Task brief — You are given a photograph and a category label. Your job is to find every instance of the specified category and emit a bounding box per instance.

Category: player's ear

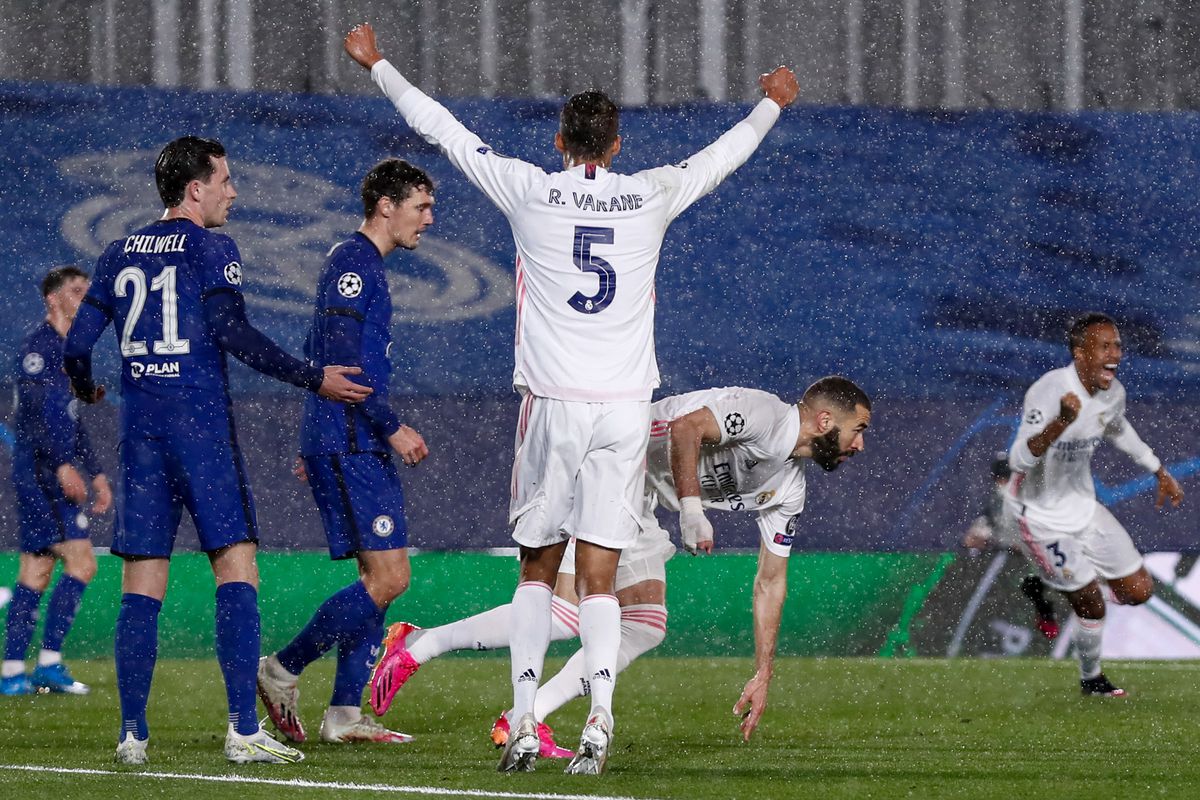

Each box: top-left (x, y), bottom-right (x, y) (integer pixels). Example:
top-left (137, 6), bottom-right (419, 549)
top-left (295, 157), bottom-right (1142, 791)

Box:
top-left (817, 410), bottom-right (833, 434)
top-left (610, 135), bottom-right (622, 159)
top-left (554, 131), bottom-right (566, 154)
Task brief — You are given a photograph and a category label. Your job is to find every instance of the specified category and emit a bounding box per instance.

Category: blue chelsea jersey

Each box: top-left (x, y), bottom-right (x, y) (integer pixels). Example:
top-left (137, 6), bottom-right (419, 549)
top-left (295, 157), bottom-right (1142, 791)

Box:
top-left (300, 233), bottom-right (397, 455)
top-left (85, 218), bottom-right (245, 438)
top-left (13, 322), bottom-right (101, 473)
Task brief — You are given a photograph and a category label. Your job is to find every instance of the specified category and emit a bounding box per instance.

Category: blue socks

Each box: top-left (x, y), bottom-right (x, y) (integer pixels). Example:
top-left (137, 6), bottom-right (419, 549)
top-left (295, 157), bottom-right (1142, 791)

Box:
top-left (215, 582), bottom-right (261, 736)
top-left (331, 603), bottom-right (385, 707)
top-left (115, 593), bottom-right (162, 741)
top-left (276, 581), bottom-right (381, 676)
top-left (3, 584), bottom-right (42, 663)
top-left (41, 575), bottom-right (87, 654)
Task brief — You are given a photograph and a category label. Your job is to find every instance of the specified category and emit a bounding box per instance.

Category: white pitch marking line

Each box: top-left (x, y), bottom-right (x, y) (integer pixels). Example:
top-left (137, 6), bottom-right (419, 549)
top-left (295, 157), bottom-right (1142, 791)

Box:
top-left (0, 765), bottom-right (660, 800)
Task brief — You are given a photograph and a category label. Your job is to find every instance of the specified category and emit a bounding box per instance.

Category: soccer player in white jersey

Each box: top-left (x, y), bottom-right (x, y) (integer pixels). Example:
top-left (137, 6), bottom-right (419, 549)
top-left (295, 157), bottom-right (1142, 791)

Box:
top-left (1007, 313), bottom-right (1184, 696)
top-left (344, 23), bottom-right (798, 774)
top-left (367, 378), bottom-right (870, 747)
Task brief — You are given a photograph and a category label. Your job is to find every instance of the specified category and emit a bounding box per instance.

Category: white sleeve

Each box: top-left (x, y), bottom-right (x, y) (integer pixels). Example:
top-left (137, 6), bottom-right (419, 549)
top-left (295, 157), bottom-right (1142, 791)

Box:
top-left (1009, 380), bottom-right (1060, 473)
top-left (703, 388), bottom-right (782, 447)
top-left (370, 60), bottom-right (543, 217)
top-left (637, 99), bottom-right (781, 222)
top-left (1104, 397), bottom-right (1161, 473)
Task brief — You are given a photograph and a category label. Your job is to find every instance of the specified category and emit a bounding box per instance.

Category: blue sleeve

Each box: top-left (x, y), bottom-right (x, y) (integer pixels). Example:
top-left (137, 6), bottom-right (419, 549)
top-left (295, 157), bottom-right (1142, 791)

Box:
top-left (63, 299), bottom-right (111, 403)
top-left (76, 420), bottom-right (104, 477)
top-left (16, 368), bottom-right (75, 467)
top-left (326, 311), bottom-right (400, 437)
top-left (204, 291), bottom-right (323, 392)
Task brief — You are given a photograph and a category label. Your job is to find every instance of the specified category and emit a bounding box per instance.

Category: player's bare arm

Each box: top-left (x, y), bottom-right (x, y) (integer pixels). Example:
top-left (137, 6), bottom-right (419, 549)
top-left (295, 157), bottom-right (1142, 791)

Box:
top-left (758, 66), bottom-right (799, 108)
top-left (388, 425), bottom-right (429, 467)
top-left (1026, 392), bottom-right (1080, 458)
top-left (733, 541), bottom-right (789, 742)
top-left (1155, 467), bottom-right (1184, 509)
top-left (318, 365), bottom-right (373, 403)
top-left (345, 23), bottom-right (383, 70)
top-left (670, 408), bottom-right (723, 554)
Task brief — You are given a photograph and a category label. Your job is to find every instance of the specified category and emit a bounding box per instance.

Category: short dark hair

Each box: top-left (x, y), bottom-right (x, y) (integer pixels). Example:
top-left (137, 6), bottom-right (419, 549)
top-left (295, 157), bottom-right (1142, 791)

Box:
top-left (801, 375), bottom-right (872, 413)
top-left (1067, 312), bottom-right (1117, 353)
top-left (41, 265), bottom-right (89, 298)
top-left (361, 159), bottom-right (435, 218)
top-left (155, 136), bottom-right (227, 207)
top-left (559, 90), bottom-right (619, 162)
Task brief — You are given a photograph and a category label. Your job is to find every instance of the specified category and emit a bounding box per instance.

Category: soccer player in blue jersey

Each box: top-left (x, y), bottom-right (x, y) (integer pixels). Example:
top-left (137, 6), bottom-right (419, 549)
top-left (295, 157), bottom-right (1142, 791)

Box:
top-left (63, 136), bottom-right (373, 766)
top-left (2, 266), bottom-right (112, 697)
top-left (256, 159), bottom-right (432, 745)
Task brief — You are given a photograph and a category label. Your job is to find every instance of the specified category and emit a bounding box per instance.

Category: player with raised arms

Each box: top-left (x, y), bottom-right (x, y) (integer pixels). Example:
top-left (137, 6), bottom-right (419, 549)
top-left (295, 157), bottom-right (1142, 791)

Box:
top-left (344, 21), bottom-right (798, 774)
top-left (63, 136), bottom-right (371, 765)
top-left (1007, 312), bottom-right (1184, 696)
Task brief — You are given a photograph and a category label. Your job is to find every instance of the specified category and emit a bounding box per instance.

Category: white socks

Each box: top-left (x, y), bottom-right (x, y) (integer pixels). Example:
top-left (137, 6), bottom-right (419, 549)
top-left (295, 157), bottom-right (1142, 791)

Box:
top-left (578, 594), bottom-right (621, 718)
top-left (509, 581), bottom-right (553, 721)
top-left (37, 649), bottom-right (62, 668)
top-left (535, 603), bottom-right (667, 721)
top-left (408, 596), bottom-right (579, 664)
top-left (1, 660), bottom-right (23, 679)
top-left (1075, 616), bottom-right (1105, 679)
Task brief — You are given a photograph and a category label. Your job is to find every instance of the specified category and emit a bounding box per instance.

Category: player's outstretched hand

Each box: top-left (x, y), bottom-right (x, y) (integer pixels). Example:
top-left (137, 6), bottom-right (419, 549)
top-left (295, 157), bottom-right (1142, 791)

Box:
top-left (319, 365), bottom-right (373, 403)
top-left (1155, 467), bottom-right (1184, 509)
top-left (759, 66), bottom-right (799, 108)
top-left (56, 464), bottom-right (87, 505)
top-left (72, 383), bottom-right (106, 404)
top-left (679, 496), bottom-right (715, 555)
top-left (1057, 392), bottom-right (1081, 424)
top-left (293, 456), bottom-right (308, 483)
top-left (733, 670), bottom-right (770, 742)
top-left (345, 23), bottom-right (383, 70)
top-left (90, 474), bottom-right (113, 515)
top-left (389, 425), bottom-right (429, 467)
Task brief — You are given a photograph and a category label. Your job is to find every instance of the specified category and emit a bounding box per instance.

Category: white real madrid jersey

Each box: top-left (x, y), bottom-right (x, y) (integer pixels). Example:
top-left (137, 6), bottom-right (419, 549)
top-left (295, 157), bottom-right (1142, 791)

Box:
top-left (1008, 365), bottom-right (1159, 531)
top-left (647, 387), bottom-right (807, 556)
top-left (372, 61), bottom-right (781, 401)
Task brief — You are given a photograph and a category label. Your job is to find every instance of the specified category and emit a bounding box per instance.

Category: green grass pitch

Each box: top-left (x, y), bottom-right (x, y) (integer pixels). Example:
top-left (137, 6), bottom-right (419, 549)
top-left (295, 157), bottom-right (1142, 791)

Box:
top-left (1, 657), bottom-right (1198, 799)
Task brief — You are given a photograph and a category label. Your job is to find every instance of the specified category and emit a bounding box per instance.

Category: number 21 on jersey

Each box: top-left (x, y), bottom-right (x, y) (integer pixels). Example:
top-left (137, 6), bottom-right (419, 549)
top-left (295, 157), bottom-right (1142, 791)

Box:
top-left (114, 265), bottom-right (191, 357)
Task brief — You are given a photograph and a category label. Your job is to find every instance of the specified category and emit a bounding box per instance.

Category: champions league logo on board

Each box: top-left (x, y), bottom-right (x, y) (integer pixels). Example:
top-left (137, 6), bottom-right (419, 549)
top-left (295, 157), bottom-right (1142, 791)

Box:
top-left (57, 150), bottom-right (512, 324)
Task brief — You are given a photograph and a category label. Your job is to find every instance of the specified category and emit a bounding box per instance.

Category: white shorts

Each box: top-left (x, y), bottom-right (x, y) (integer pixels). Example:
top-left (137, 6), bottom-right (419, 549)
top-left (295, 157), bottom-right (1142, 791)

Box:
top-left (1014, 503), bottom-right (1143, 592)
top-left (509, 393), bottom-right (650, 550)
top-left (559, 506), bottom-right (676, 591)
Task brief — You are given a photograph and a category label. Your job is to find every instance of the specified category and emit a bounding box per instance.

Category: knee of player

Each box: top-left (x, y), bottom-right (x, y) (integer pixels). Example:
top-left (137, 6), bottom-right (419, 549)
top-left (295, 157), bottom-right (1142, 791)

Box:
top-left (374, 571), bottom-right (411, 604)
top-left (619, 604), bottom-right (668, 652)
top-left (64, 552), bottom-right (99, 583)
top-left (17, 561), bottom-right (54, 592)
top-left (1117, 584), bottom-right (1153, 606)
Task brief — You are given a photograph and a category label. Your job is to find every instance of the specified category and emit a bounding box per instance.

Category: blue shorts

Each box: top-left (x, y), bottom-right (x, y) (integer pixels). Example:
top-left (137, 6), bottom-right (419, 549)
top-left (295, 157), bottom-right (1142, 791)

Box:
top-left (12, 453), bottom-right (90, 555)
top-left (113, 435), bottom-right (258, 558)
top-left (304, 452), bottom-right (409, 560)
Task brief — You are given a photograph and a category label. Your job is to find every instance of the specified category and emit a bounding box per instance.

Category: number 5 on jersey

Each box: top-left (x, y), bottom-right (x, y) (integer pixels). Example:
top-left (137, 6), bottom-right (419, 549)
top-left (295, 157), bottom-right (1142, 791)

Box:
top-left (568, 226), bottom-right (615, 314)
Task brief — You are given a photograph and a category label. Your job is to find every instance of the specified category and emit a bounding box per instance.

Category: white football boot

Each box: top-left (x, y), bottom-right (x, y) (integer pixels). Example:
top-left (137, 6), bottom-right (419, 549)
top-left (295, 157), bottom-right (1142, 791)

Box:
top-left (497, 712), bottom-right (540, 773)
top-left (224, 724), bottom-right (305, 764)
top-left (319, 708), bottom-right (414, 743)
top-left (565, 708), bottom-right (612, 775)
top-left (114, 732), bottom-right (148, 765)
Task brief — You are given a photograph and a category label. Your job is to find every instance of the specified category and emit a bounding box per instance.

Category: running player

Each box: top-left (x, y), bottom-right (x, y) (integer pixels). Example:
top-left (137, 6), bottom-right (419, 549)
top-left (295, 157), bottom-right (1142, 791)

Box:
top-left (370, 377), bottom-right (870, 747)
top-left (63, 136), bottom-right (371, 765)
top-left (256, 159), bottom-right (432, 746)
top-left (2, 266), bottom-right (112, 697)
top-left (1007, 312), bottom-right (1184, 696)
top-left (344, 22), bottom-right (798, 774)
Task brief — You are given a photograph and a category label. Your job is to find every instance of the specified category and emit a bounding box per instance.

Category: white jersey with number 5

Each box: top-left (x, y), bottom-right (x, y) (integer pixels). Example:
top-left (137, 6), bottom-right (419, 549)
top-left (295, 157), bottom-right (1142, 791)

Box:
top-left (371, 60), bottom-right (781, 401)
